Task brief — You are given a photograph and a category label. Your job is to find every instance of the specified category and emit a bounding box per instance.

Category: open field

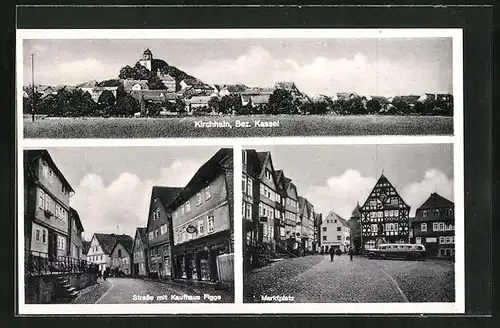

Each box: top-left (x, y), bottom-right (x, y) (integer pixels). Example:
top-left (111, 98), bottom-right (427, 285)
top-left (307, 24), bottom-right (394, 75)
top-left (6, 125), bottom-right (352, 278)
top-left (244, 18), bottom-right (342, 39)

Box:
top-left (23, 115), bottom-right (453, 138)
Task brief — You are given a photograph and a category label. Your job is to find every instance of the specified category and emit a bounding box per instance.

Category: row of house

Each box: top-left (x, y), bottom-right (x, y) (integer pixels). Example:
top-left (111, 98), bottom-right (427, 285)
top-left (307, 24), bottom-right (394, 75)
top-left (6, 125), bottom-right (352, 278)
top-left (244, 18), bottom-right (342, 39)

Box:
top-left (348, 174), bottom-right (455, 258)
top-left (242, 149), bottom-right (322, 269)
top-left (85, 148), bottom-right (234, 284)
top-left (24, 150), bottom-right (85, 263)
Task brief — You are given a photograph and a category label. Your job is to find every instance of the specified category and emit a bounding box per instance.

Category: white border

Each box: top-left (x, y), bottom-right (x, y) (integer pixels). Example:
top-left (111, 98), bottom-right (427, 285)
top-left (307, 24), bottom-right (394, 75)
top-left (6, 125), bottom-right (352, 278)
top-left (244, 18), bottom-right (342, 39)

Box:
top-left (17, 28), bottom-right (464, 315)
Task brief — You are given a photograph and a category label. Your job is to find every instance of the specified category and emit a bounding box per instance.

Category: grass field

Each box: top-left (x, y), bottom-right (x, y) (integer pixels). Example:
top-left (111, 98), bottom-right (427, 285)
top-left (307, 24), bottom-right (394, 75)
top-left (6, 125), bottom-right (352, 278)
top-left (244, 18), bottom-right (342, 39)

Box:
top-left (23, 115), bottom-right (453, 139)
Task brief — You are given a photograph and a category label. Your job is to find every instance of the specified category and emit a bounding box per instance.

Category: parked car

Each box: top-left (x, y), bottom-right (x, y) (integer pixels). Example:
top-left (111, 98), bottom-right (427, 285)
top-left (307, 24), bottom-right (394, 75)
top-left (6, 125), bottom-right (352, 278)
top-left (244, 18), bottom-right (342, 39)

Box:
top-left (365, 243), bottom-right (426, 261)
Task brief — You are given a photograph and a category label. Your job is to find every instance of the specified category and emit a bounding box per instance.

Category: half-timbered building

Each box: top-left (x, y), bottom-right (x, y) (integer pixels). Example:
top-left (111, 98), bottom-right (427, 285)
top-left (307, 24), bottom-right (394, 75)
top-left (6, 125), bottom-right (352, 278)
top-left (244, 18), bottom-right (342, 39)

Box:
top-left (359, 174), bottom-right (411, 250)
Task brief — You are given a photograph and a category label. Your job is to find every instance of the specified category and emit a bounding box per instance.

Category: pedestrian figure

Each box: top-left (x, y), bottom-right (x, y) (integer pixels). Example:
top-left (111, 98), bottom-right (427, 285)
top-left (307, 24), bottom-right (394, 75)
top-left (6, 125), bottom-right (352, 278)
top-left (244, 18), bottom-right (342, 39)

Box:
top-left (328, 247), bottom-right (335, 262)
top-left (336, 248), bottom-right (341, 257)
top-left (348, 247), bottom-right (353, 261)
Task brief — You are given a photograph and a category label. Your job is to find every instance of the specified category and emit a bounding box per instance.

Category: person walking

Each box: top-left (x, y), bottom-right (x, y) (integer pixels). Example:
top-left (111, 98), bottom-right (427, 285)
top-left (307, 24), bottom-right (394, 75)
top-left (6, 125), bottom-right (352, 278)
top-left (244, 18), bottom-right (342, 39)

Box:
top-left (329, 247), bottom-right (335, 262)
top-left (348, 247), bottom-right (353, 261)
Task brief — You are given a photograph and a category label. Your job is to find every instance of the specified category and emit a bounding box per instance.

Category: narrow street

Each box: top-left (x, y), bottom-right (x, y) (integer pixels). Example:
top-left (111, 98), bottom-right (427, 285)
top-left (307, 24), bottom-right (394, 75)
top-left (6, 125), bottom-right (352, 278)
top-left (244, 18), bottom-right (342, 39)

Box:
top-left (72, 277), bottom-right (233, 304)
top-left (244, 254), bottom-right (454, 303)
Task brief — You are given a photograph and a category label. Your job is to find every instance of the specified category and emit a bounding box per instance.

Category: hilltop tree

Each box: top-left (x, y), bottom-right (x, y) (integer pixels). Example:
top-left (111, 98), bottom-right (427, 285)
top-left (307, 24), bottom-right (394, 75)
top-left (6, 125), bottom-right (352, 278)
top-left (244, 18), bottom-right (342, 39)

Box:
top-left (118, 65), bottom-right (137, 80)
top-left (115, 93), bottom-right (139, 116)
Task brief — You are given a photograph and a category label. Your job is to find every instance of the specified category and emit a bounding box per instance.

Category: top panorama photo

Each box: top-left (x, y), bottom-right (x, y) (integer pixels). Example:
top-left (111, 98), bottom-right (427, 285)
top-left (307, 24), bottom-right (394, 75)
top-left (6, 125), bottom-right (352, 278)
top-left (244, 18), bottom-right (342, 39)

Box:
top-left (20, 32), bottom-right (457, 139)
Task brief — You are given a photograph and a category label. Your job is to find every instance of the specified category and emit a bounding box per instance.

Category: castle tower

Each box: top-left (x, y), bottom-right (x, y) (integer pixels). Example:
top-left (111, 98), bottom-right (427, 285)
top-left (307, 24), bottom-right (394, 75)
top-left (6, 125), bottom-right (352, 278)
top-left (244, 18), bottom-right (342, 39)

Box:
top-left (139, 48), bottom-right (153, 71)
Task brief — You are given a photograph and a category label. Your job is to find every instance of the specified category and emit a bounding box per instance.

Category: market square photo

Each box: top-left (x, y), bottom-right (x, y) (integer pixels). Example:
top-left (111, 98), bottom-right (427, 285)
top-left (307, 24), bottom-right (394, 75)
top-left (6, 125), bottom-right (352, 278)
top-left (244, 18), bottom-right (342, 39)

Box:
top-left (19, 29), bottom-right (459, 139)
top-left (21, 146), bottom-right (234, 305)
top-left (242, 144), bottom-right (458, 304)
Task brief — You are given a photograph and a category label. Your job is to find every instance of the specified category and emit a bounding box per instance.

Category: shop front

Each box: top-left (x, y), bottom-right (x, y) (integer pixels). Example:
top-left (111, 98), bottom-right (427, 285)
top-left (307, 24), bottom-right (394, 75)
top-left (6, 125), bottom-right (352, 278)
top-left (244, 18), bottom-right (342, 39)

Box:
top-left (173, 230), bottom-right (232, 282)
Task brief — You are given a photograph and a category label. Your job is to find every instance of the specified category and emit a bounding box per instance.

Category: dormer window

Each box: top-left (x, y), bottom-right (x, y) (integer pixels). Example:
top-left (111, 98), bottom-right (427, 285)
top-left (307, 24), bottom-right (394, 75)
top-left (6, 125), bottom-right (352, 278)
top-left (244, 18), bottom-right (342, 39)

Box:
top-left (448, 208), bottom-right (454, 216)
top-left (153, 207), bottom-right (160, 220)
top-left (434, 209), bottom-right (440, 216)
top-left (422, 210), bottom-right (428, 218)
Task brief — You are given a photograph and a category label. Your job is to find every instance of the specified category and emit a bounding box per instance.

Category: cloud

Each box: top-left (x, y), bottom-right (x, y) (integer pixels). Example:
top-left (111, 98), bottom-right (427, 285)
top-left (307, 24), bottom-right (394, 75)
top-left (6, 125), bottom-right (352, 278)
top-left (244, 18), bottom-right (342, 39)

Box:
top-left (184, 46), bottom-right (446, 96)
top-left (71, 160), bottom-right (201, 240)
top-left (401, 169), bottom-right (454, 216)
top-left (303, 169), bottom-right (376, 221)
top-left (34, 58), bottom-right (121, 86)
top-left (303, 168), bottom-right (454, 221)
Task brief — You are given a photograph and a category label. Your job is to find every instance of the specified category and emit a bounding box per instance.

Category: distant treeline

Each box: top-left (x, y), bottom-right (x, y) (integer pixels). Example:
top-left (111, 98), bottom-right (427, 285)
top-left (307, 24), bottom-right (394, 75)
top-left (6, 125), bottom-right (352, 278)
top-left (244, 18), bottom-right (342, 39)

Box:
top-left (24, 87), bottom-right (453, 117)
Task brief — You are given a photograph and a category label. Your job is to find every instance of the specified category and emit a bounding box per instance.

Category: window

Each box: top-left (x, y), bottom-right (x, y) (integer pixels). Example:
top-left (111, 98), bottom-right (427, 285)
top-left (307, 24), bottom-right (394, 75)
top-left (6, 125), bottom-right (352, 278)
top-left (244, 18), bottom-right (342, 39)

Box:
top-left (416, 237), bottom-right (422, 244)
top-left (439, 236), bottom-right (446, 244)
top-left (42, 230), bottom-right (47, 243)
top-left (149, 231), bottom-right (154, 241)
top-left (337, 227), bottom-right (341, 231)
top-left (334, 219), bottom-right (337, 223)
top-left (208, 216), bottom-right (214, 232)
top-left (265, 169), bottom-right (272, 180)
top-left (198, 219), bottom-right (205, 235)
top-left (35, 228), bottom-right (40, 242)
top-left (448, 208), bottom-right (454, 216)
top-left (421, 223), bottom-right (427, 232)
top-left (445, 236), bottom-right (452, 244)
top-left (322, 227), bottom-right (327, 232)
top-left (57, 235), bottom-right (66, 251)
top-left (196, 192), bottom-right (202, 205)
top-left (371, 224), bottom-right (378, 232)
top-left (434, 209), bottom-right (440, 216)
top-left (160, 224), bottom-right (167, 235)
top-left (185, 201), bottom-right (191, 213)
top-left (205, 185), bottom-right (211, 200)
top-left (242, 150), bottom-right (247, 164)
top-left (247, 178), bottom-right (253, 195)
top-left (242, 176), bottom-right (247, 192)
top-left (439, 222), bottom-right (445, 231)
top-left (153, 207), bottom-right (160, 220)
top-left (433, 222), bottom-right (439, 231)
top-left (245, 203), bottom-right (252, 220)
top-left (422, 210), bottom-right (427, 218)
top-left (322, 236), bottom-right (327, 241)
top-left (118, 249), bottom-right (122, 258)
top-left (337, 236), bottom-right (341, 241)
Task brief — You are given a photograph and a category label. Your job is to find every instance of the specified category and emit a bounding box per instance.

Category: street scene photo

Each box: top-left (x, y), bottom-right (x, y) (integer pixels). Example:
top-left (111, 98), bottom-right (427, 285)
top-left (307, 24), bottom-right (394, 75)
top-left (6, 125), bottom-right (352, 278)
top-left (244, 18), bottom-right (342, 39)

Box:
top-left (21, 31), bottom-right (455, 138)
top-left (242, 144), bottom-right (455, 303)
top-left (23, 147), bottom-right (234, 304)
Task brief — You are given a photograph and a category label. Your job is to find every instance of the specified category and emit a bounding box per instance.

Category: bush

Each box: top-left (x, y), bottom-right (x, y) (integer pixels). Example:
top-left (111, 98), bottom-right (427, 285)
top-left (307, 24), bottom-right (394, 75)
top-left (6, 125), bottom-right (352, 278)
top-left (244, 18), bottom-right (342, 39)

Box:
top-left (246, 242), bottom-right (273, 268)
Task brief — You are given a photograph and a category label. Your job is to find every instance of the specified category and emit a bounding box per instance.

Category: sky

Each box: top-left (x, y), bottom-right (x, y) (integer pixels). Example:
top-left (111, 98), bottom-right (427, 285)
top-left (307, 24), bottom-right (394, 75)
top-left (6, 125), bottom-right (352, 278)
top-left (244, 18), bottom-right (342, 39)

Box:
top-left (23, 38), bottom-right (453, 96)
top-left (246, 144), bottom-right (454, 220)
top-left (37, 146), bottom-right (224, 240)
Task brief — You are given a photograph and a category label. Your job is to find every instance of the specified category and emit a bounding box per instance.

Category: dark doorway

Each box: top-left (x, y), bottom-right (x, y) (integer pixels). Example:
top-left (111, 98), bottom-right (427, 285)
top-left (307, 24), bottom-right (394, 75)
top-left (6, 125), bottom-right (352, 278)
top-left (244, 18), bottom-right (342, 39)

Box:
top-left (48, 231), bottom-right (57, 261)
top-left (209, 250), bottom-right (219, 282)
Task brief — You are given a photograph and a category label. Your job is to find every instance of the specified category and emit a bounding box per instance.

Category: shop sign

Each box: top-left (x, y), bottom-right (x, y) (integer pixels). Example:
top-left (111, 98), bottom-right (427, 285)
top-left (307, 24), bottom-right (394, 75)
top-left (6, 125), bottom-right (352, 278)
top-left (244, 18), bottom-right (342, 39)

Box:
top-left (186, 225), bottom-right (197, 234)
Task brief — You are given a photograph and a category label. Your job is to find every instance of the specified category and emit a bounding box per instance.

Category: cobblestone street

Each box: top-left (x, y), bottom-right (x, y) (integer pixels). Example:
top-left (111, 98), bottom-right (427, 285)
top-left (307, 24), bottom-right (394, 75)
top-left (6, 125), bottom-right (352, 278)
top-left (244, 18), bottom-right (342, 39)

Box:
top-left (244, 254), bottom-right (454, 303)
top-left (72, 277), bottom-right (233, 304)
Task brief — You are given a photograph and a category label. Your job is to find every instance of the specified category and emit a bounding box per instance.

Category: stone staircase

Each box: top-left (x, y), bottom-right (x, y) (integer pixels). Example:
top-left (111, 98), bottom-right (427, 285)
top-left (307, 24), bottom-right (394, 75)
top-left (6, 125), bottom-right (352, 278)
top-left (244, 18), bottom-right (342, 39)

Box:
top-left (54, 276), bottom-right (79, 303)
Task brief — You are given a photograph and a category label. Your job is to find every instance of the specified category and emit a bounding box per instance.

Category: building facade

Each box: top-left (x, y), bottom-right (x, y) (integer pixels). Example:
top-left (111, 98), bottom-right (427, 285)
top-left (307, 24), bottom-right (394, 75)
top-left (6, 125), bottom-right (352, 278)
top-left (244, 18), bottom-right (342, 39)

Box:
top-left (313, 213), bottom-right (322, 252)
top-left (411, 193), bottom-right (455, 258)
top-left (284, 178), bottom-right (300, 252)
top-left (24, 150), bottom-right (74, 261)
top-left (320, 211), bottom-right (350, 253)
top-left (359, 174), bottom-right (411, 250)
top-left (68, 207), bottom-right (84, 259)
top-left (171, 148), bottom-right (234, 282)
top-left (298, 197), bottom-right (315, 253)
top-left (110, 235), bottom-right (134, 276)
top-left (132, 227), bottom-right (148, 277)
top-left (86, 233), bottom-right (119, 273)
top-left (146, 186), bottom-right (182, 279)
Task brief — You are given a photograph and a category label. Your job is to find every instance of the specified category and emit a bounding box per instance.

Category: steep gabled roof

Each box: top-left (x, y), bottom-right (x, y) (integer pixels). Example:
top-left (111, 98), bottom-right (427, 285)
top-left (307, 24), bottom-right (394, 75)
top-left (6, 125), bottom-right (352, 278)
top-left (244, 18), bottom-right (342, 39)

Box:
top-left (325, 211), bottom-right (349, 227)
top-left (94, 233), bottom-right (118, 255)
top-left (360, 174), bottom-right (409, 209)
top-left (24, 150), bottom-right (74, 192)
top-left (169, 148), bottom-right (233, 208)
top-left (110, 234), bottom-right (134, 256)
top-left (418, 192), bottom-right (454, 210)
top-left (151, 186), bottom-right (183, 210)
